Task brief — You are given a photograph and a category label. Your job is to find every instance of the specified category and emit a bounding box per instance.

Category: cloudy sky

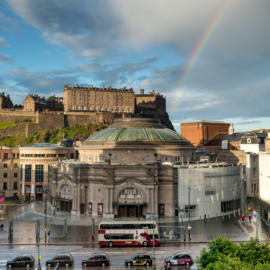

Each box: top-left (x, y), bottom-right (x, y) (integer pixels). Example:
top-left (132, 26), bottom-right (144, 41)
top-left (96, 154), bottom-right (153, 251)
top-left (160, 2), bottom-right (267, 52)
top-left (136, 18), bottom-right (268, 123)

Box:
top-left (0, 0), bottom-right (270, 132)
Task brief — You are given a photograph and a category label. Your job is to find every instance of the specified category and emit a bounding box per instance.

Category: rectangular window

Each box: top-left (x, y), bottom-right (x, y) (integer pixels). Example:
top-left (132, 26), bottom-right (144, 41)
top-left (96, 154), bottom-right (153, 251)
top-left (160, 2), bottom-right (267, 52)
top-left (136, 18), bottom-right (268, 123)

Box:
top-left (184, 205), bottom-right (197, 218)
top-left (13, 182), bottom-right (18, 190)
top-left (14, 163), bottom-right (18, 168)
top-left (205, 190), bottom-right (216, 196)
top-left (14, 172), bottom-right (18, 178)
top-left (20, 166), bottom-right (23, 182)
top-left (88, 202), bottom-right (92, 214)
top-left (4, 153), bottom-right (8, 159)
top-left (3, 182), bottom-right (7, 190)
top-left (25, 164), bottom-right (32, 182)
top-left (35, 165), bottom-right (44, 182)
top-left (3, 163), bottom-right (7, 168)
top-left (3, 173), bottom-right (8, 178)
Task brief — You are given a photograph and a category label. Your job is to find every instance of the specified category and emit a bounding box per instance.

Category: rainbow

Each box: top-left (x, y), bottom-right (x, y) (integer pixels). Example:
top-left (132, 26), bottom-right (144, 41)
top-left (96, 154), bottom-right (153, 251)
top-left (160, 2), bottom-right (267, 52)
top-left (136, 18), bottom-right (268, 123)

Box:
top-left (170, 0), bottom-right (233, 113)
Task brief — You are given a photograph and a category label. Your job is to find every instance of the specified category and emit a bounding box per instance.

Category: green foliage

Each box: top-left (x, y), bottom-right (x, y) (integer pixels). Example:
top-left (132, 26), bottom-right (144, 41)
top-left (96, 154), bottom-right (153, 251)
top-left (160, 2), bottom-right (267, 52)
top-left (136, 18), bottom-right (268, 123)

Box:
top-left (0, 122), bottom-right (105, 146)
top-left (0, 121), bottom-right (34, 129)
top-left (197, 237), bottom-right (270, 270)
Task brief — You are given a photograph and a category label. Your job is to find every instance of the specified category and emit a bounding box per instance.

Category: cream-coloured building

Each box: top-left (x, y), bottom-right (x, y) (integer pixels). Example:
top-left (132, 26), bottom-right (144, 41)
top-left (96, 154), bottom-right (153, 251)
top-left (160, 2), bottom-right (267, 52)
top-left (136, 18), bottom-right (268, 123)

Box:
top-left (49, 118), bottom-right (194, 217)
top-left (19, 143), bottom-right (75, 200)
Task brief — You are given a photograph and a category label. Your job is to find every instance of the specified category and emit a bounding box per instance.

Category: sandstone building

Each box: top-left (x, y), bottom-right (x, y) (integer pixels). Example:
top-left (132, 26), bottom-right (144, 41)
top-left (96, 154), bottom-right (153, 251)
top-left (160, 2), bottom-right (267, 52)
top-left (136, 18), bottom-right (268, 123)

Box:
top-left (0, 147), bottom-right (20, 199)
top-left (49, 118), bottom-right (194, 217)
top-left (19, 142), bottom-right (75, 201)
top-left (24, 94), bottom-right (63, 112)
top-left (63, 85), bottom-right (135, 113)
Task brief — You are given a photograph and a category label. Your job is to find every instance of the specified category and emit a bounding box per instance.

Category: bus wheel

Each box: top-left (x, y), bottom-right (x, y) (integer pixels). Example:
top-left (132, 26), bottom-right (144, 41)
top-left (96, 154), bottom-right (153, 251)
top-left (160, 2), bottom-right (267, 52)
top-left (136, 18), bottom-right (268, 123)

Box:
top-left (143, 241), bottom-right (148, 247)
top-left (108, 241), bottom-right (113, 247)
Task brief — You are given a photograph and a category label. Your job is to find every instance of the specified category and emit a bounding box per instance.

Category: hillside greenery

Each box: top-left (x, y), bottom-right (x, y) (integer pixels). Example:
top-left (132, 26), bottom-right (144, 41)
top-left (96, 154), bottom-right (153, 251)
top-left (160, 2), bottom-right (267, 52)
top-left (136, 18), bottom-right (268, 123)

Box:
top-left (197, 237), bottom-right (270, 270)
top-left (0, 122), bottom-right (105, 147)
top-left (0, 121), bottom-right (35, 130)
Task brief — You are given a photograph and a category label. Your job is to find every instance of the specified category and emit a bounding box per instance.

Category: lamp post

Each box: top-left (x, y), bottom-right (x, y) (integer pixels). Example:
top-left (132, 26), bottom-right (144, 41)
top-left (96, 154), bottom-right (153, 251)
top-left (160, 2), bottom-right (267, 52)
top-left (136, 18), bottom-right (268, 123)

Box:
top-left (36, 220), bottom-right (42, 270)
top-left (149, 214), bottom-right (158, 263)
top-left (188, 186), bottom-right (191, 241)
top-left (44, 187), bottom-right (49, 244)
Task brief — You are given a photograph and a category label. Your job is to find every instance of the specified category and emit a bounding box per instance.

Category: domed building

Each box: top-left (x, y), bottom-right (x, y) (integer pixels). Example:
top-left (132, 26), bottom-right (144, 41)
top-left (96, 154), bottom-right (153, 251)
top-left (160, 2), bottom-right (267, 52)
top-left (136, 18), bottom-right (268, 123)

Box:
top-left (49, 118), bottom-right (194, 218)
top-left (80, 118), bottom-right (193, 165)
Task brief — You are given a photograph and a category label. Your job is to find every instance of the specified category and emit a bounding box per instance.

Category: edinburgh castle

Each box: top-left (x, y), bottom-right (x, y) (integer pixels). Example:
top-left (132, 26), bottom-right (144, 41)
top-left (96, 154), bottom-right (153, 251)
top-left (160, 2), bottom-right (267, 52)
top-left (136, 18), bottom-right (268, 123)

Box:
top-left (0, 85), bottom-right (173, 138)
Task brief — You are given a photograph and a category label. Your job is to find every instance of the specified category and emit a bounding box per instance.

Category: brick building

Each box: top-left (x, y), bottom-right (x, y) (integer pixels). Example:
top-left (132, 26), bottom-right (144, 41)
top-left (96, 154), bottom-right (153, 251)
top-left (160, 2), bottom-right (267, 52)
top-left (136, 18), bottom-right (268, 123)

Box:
top-left (181, 121), bottom-right (231, 147)
top-left (63, 85), bottom-right (135, 113)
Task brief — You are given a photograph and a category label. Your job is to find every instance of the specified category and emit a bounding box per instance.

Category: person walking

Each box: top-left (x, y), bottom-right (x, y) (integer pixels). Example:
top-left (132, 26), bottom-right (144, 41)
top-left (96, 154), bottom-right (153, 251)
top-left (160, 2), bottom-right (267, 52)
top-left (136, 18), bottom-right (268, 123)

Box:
top-left (241, 215), bottom-right (245, 224)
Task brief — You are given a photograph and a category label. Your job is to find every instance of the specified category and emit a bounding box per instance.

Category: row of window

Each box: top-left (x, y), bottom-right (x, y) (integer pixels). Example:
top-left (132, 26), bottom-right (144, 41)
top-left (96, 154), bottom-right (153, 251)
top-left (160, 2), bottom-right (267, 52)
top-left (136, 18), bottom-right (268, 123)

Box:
top-left (0, 153), bottom-right (19, 159)
top-left (221, 199), bottom-right (241, 213)
top-left (100, 223), bottom-right (156, 229)
top-left (24, 165), bottom-right (44, 182)
top-left (1, 163), bottom-right (18, 169)
top-left (2, 172), bottom-right (18, 178)
top-left (2, 182), bottom-right (18, 190)
top-left (21, 153), bottom-right (67, 158)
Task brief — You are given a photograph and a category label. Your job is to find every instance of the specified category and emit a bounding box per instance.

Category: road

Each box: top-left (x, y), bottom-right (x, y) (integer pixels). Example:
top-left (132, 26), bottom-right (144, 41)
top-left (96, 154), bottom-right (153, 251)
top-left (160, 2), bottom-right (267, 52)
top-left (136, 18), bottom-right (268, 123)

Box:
top-left (0, 243), bottom-right (205, 270)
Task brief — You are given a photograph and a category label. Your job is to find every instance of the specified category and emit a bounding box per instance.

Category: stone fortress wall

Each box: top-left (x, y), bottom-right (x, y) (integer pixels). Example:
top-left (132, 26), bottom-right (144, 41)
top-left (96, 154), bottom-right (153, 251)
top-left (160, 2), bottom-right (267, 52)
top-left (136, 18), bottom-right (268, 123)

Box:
top-left (0, 85), bottom-right (173, 138)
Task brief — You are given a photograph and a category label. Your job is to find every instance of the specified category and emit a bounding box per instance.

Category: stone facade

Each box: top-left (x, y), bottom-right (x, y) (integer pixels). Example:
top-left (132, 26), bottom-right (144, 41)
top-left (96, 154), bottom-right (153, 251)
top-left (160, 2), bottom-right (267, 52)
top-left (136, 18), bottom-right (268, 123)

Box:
top-left (48, 118), bottom-right (194, 217)
top-left (49, 162), bottom-right (176, 218)
top-left (24, 94), bottom-right (63, 112)
top-left (63, 85), bottom-right (135, 113)
top-left (19, 143), bottom-right (75, 200)
top-left (0, 147), bottom-right (20, 199)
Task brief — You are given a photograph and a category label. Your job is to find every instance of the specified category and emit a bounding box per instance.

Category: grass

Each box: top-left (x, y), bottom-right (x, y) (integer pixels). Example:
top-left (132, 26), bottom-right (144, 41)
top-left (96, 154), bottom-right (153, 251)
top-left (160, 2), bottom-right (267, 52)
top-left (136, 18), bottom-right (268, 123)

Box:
top-left (0, 122), bottom-right (106, 147)
top-left (0, 121), bottom-right (35, 130)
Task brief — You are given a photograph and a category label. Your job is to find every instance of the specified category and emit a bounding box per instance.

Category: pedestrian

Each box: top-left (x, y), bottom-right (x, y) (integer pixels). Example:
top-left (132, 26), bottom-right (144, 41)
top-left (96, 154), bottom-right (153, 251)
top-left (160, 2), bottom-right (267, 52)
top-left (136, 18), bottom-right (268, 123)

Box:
top-left (54, 262), bottom-right (59, 270)
top-left (204, 214), bottom-right (207, 223)
top-left (0, 223), bottom-right (3, 231)
top-left (248, 215), bottom-right (252, 223)
top-left (241, 215), bottom-right (245, 223)
top-left (47, 230), bottom-right (51, 244)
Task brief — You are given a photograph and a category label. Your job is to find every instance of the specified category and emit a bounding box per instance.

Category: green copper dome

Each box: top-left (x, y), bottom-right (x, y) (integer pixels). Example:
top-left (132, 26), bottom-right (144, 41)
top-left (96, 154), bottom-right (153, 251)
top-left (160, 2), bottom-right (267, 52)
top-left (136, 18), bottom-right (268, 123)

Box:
top-left (84, 118), bottom-right (191, 145)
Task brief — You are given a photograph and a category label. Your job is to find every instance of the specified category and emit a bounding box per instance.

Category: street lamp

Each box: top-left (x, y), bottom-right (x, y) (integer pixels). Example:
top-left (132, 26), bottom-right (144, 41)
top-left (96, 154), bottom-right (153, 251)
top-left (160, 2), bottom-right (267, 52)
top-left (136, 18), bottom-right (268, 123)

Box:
top-left (187, 186), bottom-right (191, 241)
top-left (149, 214), bottom-right (158, 263)
top-left (43, 186), bottom-right (49, 244)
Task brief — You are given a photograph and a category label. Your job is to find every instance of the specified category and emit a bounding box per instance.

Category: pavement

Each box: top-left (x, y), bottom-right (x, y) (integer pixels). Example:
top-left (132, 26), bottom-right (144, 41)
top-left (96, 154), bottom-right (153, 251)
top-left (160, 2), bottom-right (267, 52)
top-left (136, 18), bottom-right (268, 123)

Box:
top-left (0, 201), bottom-right (269, 245)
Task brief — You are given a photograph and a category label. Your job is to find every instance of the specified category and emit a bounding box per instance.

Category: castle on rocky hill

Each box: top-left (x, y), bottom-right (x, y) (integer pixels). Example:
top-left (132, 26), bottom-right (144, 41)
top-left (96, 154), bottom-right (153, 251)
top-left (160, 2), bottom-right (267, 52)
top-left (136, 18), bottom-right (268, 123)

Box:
top-left (0, 85), bottom-right (174, 137)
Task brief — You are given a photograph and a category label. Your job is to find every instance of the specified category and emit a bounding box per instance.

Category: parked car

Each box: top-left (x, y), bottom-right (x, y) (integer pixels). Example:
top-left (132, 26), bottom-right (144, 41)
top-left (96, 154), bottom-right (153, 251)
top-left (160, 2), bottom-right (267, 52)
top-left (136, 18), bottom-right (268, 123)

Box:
top-left (6, 255), bottom-right (35, 268)
top-left (46, 254), bottom-right (74, 267)
top-left (125, 253), bottom-right (154, 267)
top-left (82, 253), bottom-right (110, 267)
top-left (164, 252), bottom-right (193, 266)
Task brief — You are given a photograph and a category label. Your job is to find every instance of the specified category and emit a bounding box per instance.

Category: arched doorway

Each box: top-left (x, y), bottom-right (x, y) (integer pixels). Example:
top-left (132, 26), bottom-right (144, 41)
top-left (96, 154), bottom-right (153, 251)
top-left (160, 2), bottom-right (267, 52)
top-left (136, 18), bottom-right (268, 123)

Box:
top-left (118, 187), bottom-right (145, 217)
top-left (58, 184), bottom-right (72, 212)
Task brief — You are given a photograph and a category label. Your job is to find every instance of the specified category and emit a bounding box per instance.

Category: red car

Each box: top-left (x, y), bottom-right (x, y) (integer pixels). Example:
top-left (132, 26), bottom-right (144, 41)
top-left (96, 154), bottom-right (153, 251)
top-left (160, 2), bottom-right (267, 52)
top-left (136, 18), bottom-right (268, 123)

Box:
top-left (164, 252), bottom-right (193, 267)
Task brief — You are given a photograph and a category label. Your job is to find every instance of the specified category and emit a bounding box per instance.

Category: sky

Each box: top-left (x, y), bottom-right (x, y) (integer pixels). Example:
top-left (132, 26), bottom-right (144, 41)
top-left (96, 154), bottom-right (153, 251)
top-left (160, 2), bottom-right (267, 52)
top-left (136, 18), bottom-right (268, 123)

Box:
top-left (0, 0), bottom-right (270, 133)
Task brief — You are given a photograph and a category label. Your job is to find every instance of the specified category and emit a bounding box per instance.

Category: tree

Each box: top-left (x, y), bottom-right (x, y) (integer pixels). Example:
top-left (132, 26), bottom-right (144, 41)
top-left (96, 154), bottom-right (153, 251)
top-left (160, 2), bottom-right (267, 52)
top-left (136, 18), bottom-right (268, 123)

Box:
top-left (197, 237), bottom-right (270, 269)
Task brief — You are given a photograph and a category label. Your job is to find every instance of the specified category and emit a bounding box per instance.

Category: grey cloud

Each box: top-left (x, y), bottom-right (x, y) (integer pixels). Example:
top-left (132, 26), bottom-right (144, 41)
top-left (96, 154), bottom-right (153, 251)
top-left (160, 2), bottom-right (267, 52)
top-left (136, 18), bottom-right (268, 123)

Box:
top-left (7, 67), bottom-right (77, 95)
top-left (0, 54), bottom-right (12, 64)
